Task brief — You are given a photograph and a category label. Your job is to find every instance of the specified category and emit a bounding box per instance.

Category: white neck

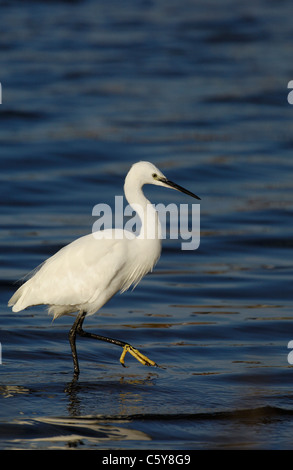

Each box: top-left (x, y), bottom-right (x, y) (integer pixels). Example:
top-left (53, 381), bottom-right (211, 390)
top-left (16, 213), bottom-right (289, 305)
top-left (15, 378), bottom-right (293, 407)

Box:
top-left (124, 179), bottom-right (162, 241)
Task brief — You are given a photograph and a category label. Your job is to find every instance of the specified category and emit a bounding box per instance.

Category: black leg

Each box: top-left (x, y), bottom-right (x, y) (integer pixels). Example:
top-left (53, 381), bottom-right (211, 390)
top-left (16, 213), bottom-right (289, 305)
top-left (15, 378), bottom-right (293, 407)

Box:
top-left (68, 311), bottom-right (85, 377)
top-left (69, 310), bottom-right (157, 377)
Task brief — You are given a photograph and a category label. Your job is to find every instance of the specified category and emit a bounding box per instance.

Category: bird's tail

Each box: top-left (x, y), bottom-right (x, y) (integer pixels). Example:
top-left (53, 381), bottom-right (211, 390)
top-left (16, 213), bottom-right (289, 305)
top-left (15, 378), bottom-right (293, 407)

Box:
top-left (8, 283), bottom-right (27, 312)
top-left (8, 262), bottom-right (45, 312)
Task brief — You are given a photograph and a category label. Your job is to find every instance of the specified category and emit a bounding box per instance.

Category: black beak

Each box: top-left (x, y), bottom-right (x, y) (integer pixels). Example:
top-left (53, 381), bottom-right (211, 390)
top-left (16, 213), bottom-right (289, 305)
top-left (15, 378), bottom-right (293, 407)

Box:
top-left (159, 177), bottom-right (201, 200)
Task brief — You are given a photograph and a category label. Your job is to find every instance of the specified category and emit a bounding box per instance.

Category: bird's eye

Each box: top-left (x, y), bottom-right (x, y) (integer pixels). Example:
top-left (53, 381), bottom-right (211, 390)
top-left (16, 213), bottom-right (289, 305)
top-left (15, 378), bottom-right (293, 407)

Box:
top-left (152, 173), bottom-right (158, 179)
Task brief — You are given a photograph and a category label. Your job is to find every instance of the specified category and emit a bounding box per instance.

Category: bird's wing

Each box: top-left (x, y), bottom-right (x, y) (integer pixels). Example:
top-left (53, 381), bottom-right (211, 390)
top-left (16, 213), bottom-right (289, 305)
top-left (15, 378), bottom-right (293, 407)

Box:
top-left (10, 232), bottom-right (129, 312)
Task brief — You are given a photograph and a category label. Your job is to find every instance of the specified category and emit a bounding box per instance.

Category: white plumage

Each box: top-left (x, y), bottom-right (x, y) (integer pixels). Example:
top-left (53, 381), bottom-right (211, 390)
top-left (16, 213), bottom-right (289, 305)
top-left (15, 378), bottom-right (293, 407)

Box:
top-left (8, 161), bottom-right (200, 376)
top-left (9, 230), bottom-right (160, 319)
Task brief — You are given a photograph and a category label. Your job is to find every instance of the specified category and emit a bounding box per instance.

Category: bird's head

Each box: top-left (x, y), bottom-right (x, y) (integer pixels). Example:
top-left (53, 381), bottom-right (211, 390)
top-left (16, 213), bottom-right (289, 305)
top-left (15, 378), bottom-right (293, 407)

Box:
top-left (126, 161), bottom-right (201, 200)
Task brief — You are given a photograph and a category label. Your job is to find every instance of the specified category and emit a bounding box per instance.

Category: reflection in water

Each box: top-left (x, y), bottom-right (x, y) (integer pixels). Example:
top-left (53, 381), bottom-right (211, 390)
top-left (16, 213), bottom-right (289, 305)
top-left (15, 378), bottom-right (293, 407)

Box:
top-left (0, 385), bottom-right (30, 399)
top-left (64, 373), bottom-right (158, 418)
top-left (64, 378), bottom-right (82, 417)
top-left (9, 415), bottom-right (151, 449)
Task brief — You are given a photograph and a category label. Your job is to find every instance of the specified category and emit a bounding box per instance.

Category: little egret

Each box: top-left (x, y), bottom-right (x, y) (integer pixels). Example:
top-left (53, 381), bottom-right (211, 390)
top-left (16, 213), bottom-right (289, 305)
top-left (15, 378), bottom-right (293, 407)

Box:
top-left (8, 161), bottom-right (200, 376)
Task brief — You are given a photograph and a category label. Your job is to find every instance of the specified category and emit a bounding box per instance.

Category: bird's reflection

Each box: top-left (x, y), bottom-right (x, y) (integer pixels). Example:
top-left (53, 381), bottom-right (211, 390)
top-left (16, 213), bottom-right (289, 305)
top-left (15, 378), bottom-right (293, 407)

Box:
top-left (64, 371), bottom-right (159, 417)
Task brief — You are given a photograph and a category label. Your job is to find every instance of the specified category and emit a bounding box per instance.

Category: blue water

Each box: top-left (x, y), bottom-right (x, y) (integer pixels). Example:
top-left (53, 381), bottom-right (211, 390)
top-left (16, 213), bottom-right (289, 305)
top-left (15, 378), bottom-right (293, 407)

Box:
top-left (1, 0), bottom-right (293, 450)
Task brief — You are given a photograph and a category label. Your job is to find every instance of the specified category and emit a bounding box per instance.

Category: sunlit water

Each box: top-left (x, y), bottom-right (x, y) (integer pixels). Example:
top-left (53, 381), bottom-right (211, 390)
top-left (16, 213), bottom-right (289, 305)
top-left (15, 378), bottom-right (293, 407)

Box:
top-left (1, 0), bottom-right (293, 450)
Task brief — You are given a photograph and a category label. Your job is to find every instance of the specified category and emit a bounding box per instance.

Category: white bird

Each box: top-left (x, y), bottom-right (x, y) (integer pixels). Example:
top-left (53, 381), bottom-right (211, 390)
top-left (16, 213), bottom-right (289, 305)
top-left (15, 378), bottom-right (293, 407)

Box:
top-left (8, 161), bottom-right (200, 377)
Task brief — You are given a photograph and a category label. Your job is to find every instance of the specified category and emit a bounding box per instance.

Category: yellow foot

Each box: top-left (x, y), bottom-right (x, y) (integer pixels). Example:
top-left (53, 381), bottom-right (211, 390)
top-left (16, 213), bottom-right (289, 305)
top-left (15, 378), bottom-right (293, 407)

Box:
top-left (120, 344), bottom-right (157, 367)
